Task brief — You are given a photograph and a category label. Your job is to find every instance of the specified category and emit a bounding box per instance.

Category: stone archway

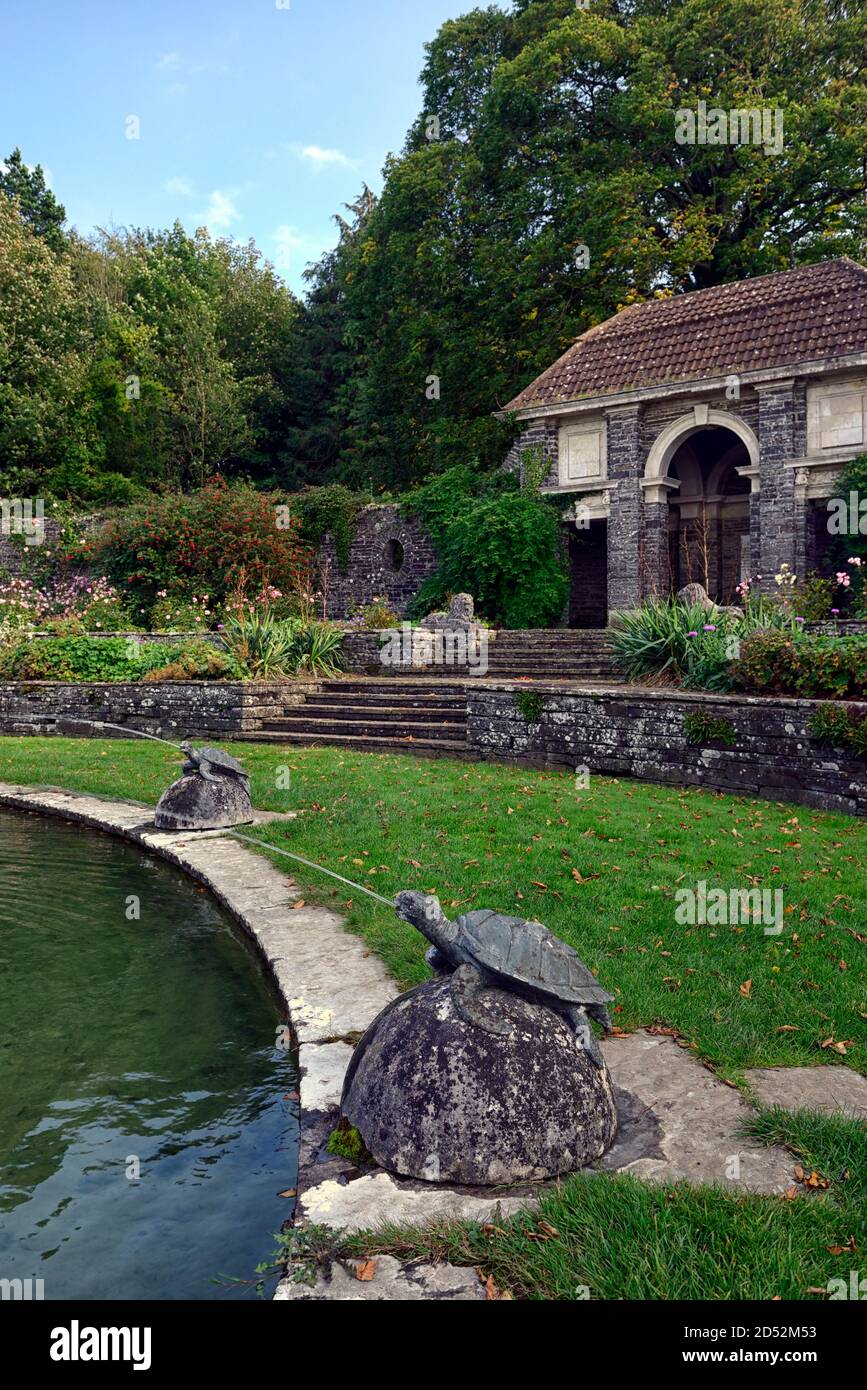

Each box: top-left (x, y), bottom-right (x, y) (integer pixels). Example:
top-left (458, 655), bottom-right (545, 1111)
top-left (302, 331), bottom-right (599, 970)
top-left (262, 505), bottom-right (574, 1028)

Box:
top-left (644, 407), bottom-right (760, 490)
top-left (642, 409), bottom-right (758, 602)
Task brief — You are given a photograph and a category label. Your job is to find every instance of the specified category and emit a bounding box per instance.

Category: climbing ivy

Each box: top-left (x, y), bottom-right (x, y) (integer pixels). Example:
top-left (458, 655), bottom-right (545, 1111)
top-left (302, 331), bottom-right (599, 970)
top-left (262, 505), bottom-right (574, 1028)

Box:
top-left (287, 485), bottom-right (368, 574)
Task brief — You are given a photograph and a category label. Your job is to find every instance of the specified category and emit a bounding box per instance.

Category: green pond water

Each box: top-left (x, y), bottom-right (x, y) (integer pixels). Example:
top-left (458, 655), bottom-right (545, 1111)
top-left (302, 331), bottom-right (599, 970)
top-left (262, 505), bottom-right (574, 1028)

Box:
top-left (0, 809), bottom-right (298, 1300)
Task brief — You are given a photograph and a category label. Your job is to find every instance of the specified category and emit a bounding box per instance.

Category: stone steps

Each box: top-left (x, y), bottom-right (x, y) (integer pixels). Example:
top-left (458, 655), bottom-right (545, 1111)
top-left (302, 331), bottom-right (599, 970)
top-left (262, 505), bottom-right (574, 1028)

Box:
top-left (240, 729), bottom-right (470, 756)
top-left (264, 715), bottom-right (466, 739)
top-left (254, 679), bottom-right (470, 754)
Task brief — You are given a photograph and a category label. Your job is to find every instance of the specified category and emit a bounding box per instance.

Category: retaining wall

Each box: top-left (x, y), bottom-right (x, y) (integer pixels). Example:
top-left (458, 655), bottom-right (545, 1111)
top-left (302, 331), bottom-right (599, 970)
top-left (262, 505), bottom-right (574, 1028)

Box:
top-left (0, 681), bottom-right (312, 739)
top-left (466, 685), bottom-right (867, 816)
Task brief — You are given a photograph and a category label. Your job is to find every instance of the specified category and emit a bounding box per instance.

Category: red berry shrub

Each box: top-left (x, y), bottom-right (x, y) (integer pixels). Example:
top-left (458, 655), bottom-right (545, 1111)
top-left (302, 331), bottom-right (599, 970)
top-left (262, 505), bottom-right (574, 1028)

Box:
top-left (82, 480), bottom-right (312, 614)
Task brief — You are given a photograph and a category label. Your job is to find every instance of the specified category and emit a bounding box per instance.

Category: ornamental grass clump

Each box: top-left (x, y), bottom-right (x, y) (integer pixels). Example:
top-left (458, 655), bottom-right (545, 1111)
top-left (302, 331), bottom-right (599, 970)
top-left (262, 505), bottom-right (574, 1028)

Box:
top-left (611, 599), bottom-right (737, 689)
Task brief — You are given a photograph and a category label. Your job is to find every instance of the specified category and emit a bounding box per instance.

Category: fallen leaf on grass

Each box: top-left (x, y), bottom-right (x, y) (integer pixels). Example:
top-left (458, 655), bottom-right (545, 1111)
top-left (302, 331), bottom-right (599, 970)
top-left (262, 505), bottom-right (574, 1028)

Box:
top-left (739, 980), bottom-right (753, 997)
top-left (776, 1025), bottom-right (800, 1033)
top-left (291, 900), bottom-right (306, 911)
top-left (828, 1238), bottom-right (857, 1256)
top-left (484, 1274), bottom-right (511, 1300)
top-left (819, 1037), bottom-right (855, 1055)
top-left (610, 1027), bottom-right (632, 1038)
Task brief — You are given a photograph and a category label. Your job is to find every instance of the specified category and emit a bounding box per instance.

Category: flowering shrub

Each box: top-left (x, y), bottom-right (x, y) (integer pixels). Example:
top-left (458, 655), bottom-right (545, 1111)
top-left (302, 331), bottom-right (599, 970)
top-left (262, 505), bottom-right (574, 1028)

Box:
top-left (81, 479), bottom-right (313, 613)
top-left (0, 577), bottom-right (47, 633)
top-left (0, 574), bottom-right (132, 635)
top-left (737, 560), bottom-right (865, 621)
top-left (733, 631), bottom-right (867, 699)
top-left (150, 592), bottom-right (215, 632)
top-left (345, 595), bottom-right (401, 630)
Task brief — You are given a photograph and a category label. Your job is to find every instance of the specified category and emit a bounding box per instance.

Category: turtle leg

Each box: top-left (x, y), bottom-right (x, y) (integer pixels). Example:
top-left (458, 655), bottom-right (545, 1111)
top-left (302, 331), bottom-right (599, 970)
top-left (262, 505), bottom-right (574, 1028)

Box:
top-left (425, 945), bottom-right (453, 974)
top-left (198, 762), bottom-right (221, 784)
top-left (450, 965), bottom-right (514, 1038)
top-left (561, 1005), bottom-right (606, 1069)
top-left (588, 1003), bottom-right (613, 1033)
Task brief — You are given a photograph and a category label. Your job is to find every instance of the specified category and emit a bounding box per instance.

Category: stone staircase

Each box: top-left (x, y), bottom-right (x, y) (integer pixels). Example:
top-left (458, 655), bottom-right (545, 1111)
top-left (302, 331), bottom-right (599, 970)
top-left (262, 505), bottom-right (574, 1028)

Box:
top-left (484, 629), bottom-right (617, 680)
top-left (238, 631), bottom-right (620, 755)
top-left (249, 680), bottom-right (470, 755)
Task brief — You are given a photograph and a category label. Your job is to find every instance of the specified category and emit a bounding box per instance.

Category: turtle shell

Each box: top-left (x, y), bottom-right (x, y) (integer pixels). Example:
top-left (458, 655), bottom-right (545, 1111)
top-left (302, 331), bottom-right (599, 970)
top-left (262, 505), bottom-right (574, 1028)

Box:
top-left (194, 747), bottom-right (248, 776)
top-left (456, 909), bottom-right (613, 1005)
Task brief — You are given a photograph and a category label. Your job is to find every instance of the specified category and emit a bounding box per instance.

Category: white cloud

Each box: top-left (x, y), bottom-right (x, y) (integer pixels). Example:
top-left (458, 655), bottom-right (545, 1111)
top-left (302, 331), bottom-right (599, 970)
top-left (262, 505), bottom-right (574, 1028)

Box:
top-left (196, 189), bottom-right (240, 232)
top-left (164, 177), bottom-right (193, 197)
top-left (292, 143), bottom-right (357, 173)
top-left (156, 52), bottom-right (180, 71)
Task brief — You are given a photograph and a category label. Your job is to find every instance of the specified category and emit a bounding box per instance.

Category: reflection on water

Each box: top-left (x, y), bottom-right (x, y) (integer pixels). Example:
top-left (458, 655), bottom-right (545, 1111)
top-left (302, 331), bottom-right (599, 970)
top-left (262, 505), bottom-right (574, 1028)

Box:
top-left (0, 809), bottom-right (298, 1300)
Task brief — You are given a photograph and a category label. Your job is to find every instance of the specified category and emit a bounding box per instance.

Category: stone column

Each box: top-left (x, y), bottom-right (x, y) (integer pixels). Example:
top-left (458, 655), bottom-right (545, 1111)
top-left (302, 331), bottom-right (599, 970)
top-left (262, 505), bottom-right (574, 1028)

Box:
top-left (756, 381), bottom-right (799, 579)
top-left (605, 406), bottom-right (643, 613)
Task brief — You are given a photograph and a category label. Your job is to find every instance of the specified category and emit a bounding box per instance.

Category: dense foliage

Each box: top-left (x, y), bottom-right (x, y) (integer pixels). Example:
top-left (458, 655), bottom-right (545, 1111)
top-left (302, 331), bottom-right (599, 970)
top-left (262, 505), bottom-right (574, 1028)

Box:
top-left (405, 465), bottom-right (568, 628)
top-left (4, 2), bottom-right (867, 497)
top-left (81, 480), bottom-right (312, 616)
top-left (734, 630), bottom-right (867, 699)
top-left (0, 635), bottom-right (206, 683)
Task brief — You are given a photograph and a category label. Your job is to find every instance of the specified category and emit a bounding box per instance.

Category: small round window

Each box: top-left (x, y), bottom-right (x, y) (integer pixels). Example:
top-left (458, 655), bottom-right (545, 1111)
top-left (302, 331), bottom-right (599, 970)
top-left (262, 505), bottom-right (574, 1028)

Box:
top-left (387, 538), bottom-right (405, 572)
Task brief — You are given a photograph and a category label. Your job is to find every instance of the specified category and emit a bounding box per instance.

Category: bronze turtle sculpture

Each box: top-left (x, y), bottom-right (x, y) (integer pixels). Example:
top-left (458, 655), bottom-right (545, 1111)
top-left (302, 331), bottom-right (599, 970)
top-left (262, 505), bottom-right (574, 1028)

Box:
top-left (180, 742), bottom-right (250, 790)
top-left (394, 891), bottom-right (614, 1067)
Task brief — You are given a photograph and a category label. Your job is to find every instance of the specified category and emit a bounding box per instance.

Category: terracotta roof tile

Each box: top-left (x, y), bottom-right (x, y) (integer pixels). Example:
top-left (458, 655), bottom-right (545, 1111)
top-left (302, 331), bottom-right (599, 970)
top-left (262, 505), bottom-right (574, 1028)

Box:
top-left (505, 259), bottom-right (867, 413)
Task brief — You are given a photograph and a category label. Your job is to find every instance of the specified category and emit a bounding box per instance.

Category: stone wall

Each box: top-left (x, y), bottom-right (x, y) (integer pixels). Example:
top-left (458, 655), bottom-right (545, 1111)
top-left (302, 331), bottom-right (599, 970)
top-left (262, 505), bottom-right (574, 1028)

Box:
top-left (466, 685), bottom-right (867, 816)
top-left (0, 681), bottom-right (313, 739)
top-left (0, 519), bottom-right (65, 577)
top-left (318, 505), bottom-right (438, 620)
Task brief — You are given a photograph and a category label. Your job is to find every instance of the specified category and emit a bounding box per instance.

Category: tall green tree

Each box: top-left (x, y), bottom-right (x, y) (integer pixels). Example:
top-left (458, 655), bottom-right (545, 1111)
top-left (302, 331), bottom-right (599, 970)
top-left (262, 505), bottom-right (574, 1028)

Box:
top-left (0, 148), bottom-right (67, 251)
top-left (292, 0), bottom-right (867, 491)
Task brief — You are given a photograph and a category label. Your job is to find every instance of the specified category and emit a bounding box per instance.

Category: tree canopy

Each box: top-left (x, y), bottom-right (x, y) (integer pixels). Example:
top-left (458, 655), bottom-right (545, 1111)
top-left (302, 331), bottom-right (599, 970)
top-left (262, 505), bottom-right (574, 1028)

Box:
top-left (2, 0), bottom-right (866, 500)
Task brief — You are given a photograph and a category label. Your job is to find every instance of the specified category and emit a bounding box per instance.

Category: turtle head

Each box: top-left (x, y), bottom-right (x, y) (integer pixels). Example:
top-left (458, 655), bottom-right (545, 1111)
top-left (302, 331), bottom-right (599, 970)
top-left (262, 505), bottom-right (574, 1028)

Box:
top-left (394, 891), bottom-right (458, 959)
top-left (180, 741), bottom-right (193, 756)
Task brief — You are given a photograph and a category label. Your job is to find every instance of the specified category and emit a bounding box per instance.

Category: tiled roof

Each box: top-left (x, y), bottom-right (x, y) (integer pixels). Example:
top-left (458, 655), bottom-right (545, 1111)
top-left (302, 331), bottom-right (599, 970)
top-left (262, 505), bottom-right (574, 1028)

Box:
top-left (505, 258), bottom-right (867, 413)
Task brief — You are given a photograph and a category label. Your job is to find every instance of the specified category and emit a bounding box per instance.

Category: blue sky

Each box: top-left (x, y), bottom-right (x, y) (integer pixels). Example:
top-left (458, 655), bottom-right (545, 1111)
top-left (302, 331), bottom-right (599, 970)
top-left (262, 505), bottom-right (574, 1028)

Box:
top-left (1, 0), bottom-right (507, 295)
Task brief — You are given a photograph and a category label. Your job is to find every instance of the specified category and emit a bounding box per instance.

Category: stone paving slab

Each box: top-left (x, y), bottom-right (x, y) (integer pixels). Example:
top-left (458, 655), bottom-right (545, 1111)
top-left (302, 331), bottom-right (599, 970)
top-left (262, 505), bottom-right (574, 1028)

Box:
top-left (600, 1033), bottom-right (795, 1194)
top-left (298, 1170), bottom-right (538, 1232)
top-left (745, 1067), bottom-right (867, 1119)
top-left (275, 1255), bottom-right (486, 1301)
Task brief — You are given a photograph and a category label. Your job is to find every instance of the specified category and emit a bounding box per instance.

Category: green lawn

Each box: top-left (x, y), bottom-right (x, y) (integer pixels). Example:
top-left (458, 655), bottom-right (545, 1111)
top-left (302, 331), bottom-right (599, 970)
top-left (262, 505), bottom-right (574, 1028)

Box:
top-left (338, 1110), bottom-right (867, 1301)
top-left (2, 736), bottom-right (862, 1080)
top-left (2, 736), bottom-right (865, 1301)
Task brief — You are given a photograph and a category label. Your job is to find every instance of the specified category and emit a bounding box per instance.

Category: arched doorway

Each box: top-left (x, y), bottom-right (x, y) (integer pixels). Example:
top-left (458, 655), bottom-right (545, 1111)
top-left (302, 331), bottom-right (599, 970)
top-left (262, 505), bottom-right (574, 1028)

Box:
top-left (644, 410), bottom-right (758, 604)
top-left (667, 427), bottom-right (751, 601)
